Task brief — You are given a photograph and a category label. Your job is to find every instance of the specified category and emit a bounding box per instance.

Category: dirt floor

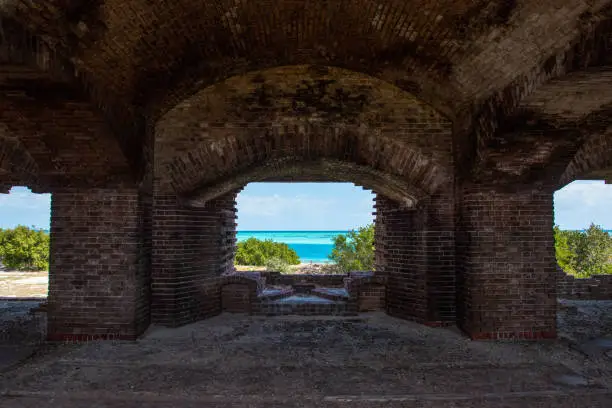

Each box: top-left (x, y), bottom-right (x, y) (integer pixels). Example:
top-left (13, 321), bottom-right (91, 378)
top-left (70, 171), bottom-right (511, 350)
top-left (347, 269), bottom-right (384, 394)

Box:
top-left (0, 300), bottom-right (610, 407)
top-left (1, 270), bottom-right (611, 407)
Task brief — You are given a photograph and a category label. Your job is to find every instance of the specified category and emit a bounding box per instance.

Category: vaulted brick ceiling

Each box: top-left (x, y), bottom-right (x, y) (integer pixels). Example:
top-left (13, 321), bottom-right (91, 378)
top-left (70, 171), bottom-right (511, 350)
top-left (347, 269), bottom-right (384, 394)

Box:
top-left (3, 0), bottom-right (600, 112)
top-left (0, 0), bottom-right (611, 194)
top-left (154, 65), bottom-right (453, 201)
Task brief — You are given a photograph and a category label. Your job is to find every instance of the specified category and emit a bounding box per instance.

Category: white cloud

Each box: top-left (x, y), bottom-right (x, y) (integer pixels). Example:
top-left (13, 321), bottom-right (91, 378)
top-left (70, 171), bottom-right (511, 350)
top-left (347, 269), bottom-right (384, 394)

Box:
top-left (554, 180), bottom-right (612, 229)
top-left (0, 187), bottom-right (50, 210)
top-left (236, 193), bottom-right (336, 217)
top-left (236, 188), bottom-right (374, 230)
top-left (0, 187), bottom-right (51, 229)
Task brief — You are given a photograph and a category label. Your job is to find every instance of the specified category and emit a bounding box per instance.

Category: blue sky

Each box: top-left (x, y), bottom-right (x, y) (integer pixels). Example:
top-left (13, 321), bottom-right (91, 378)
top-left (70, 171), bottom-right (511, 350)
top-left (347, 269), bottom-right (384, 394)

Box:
top-left (0, 180), bottom-right (610, 230)
top-left (236, 183), bottom-right (375, 230)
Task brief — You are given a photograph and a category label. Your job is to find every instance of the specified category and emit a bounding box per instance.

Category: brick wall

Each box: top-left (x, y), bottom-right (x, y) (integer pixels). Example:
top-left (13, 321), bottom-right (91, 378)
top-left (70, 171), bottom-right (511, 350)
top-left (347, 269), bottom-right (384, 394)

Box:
top-left (154, 65), bottom-right (453, 204)
top-left (357, 284), bottom-right (386, 311)
top-left (557, 267), bottom-right (612, 300)
top-left (151, 188), bottom-right (237, 327)
top-left (135, 190), bottom-right (153, 335)
top-left (221, 283), bottom-right (253, 313)
top-left (375, 195), bottom-right (427, 322)
top-left (455, 184), bottom-right (557, 340)
top-left (374, 187), bottom-right (455, 325)
top-left (47, 187), bottom-right (149, 341)
top-left (423, 188), bottom-right (456, 324)
top-left (265, 273), bottom-right (347, 287)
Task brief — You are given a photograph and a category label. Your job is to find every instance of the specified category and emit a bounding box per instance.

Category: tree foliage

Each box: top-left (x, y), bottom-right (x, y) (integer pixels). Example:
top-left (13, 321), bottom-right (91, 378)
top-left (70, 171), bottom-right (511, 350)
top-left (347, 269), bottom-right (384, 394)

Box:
top-left (0, 226), bottom-right (50, 271)
top-left (264, 256), bottom-right (292, 273)
top-left (554, 224), bottom-right (612, 278)
top-left (328, 224), bottom-right (375, 273)
top-left (235, 238), bottom-right (300, 266)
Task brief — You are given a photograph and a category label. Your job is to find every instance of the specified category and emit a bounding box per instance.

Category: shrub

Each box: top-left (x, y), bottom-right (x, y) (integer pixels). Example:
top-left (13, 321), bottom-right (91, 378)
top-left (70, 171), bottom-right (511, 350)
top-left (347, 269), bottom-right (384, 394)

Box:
top-left (0, 226), bottom-right (50, 271)
top-left (329, 224), bottom-right (375, 273)
top-left (235, 238), bottom-right (300, 266)
top-left (264, 257), bottom-right (292, 273)
top-left (555, 224), bottom-right (612, 278)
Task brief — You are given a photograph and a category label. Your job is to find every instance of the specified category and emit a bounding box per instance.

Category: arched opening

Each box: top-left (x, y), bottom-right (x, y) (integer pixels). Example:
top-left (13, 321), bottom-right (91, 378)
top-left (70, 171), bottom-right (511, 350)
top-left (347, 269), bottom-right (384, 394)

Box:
top-left (224, 181), bottom-right (379, 315)
top-left (0, 186), bottom-right (50, 298)
top-left (553, 179), bottom-right (612, 345)
top-left (150, 64), bottom-right (456, 328)
top-left (0, 186), bottom-right (50, 352)
top-left (554, 180), bottom-right (612, 299)
top-left (234, 182), bottom-right (375, 271)
top-left (152, 171), bottom-right (456, 324)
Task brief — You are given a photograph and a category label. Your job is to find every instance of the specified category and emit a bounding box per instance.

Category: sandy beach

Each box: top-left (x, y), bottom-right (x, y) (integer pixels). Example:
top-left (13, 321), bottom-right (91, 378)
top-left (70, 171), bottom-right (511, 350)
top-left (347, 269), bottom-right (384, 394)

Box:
top-left (0, 270), bottom-right (48, 298)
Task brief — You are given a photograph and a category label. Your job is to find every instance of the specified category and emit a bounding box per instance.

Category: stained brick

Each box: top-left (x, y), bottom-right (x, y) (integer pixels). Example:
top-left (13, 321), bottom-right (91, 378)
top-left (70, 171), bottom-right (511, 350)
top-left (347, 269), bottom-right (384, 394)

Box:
top-left (47, 187), bottom-right (149, 340)
top-left (455, 184), bottom-right (558, 340)
top-left (150, 187), bottom-right (237, 327)
top-left (0, 0), bottom-right (610, 342)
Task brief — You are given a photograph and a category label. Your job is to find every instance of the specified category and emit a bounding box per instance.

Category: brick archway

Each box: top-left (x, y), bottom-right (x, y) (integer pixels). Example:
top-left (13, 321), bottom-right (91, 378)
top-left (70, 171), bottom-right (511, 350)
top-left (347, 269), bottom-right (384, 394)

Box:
top-left (0, 129), bottom-right (39, 191)
top-left (148, 65), bottom-right (457, 327)
top-left (154, 65), bottom-right (453, 196)
top-left (182, 158), bottom-right (422, 209)
top-left (560, 131), bottom-right (612, 186)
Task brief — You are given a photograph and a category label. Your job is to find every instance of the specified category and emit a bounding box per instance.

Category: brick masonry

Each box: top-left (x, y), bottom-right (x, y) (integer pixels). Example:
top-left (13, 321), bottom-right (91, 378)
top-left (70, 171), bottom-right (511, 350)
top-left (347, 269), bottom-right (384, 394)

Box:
top-left (151, 188), bottom-right (237, 327)
top-left (47, 188), bottom-right (149, 340)
top-left (556, 267), bottom-right (612, 300)
top-left (455, 184), bottom-right (558, 340)
top-left (219, 272), bottom-right (385, 315)
top-left (375, 185), bottom-right (456, 326)
top-left (154, 65), bottom-right (454, 208)
top-left (0, 1), bottom-right (611, 341)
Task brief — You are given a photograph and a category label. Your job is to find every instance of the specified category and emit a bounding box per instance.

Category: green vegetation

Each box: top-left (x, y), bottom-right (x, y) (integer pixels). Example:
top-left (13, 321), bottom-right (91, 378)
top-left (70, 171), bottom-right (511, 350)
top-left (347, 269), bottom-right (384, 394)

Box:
top-left (328, 224), bottom-right (375, 273)
top-left (0, 226), bottom-right (50, 271)
top-left (264, 257), bottom-right (292, 273)
top-left (554, 224), bottom-right (612, 278)
top-left (234, 237), bottom-right (300, 267)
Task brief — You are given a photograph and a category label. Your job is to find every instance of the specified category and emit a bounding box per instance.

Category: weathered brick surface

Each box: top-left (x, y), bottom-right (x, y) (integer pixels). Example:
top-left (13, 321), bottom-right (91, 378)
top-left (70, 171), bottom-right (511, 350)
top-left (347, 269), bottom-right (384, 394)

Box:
top-left (47, 188), bottom-right (149, 340)
top-left (1, 1), bottom-right (612, 341)
top-left (0, 130), bottom-right (38, 188)
top-left (135, 190), bottom-right (153, 334)
top-left (561, 131), bottom-right (612, 185)
top-left (374, 186), bottom-right (455, 325)
top-left (150, 189), bottom-right (237, 327)
top-left (455, 185), bottom-right (557, 340)
top-left (221, 283), bottom-right (254, 313)
top-left (155, 65), bottom-right (453, 208)
top-left (266, 273), bottom-right (346, 288)
top-left (0, 17), bottom-right (137, 192)
top-left (557, 267), bottom-right (612, 300)
top-left (456, 3), bottom-right (612, 172)
top-left (357, 284), bottom-right (386, 312)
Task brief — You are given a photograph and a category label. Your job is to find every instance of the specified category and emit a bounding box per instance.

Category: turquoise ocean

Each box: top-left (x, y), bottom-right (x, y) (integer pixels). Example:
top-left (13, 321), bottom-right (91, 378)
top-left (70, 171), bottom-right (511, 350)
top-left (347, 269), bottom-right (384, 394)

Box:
top-left (237, 231), bottom-right (347, 263)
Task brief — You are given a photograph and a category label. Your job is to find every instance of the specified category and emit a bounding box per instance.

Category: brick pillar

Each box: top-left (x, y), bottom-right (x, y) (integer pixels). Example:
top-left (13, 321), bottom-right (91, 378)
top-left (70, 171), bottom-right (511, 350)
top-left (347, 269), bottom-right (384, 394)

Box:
top-left (424, 189), bottom-right (456, 324)
top-left (456, 184), bottom-right (557, 340)
top-left (375, 187), bottom-right (455, 325)
top-left (151, 190), bottom-right (237, 327)
top-left (47, 187), bottom-right (150, 341)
